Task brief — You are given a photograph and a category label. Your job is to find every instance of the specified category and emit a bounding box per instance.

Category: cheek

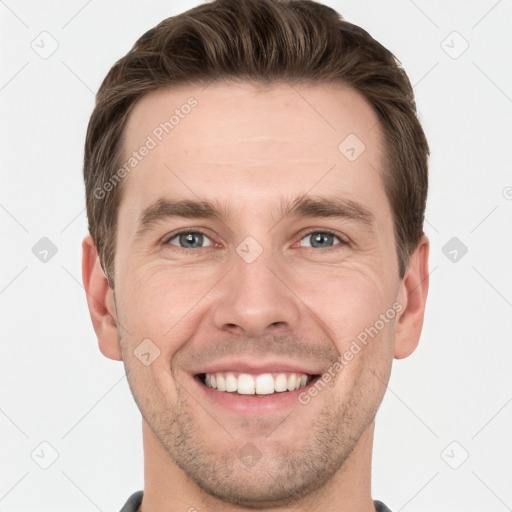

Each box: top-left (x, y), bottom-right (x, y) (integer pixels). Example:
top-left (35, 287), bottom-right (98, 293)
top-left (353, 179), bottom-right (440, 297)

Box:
top-left (116, 262), bottom-right (220, 347)
top-left (292, 265), bottom-right (391, 345)
top-left (122, 353), bottom-right (178, 423)
top-left (290, 264), bottom-right (397, 389)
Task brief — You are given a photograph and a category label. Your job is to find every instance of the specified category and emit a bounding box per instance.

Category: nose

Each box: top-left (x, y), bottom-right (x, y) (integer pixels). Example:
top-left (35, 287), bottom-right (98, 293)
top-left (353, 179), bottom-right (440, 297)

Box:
top-left (211, 246), bottom-right (301, 338)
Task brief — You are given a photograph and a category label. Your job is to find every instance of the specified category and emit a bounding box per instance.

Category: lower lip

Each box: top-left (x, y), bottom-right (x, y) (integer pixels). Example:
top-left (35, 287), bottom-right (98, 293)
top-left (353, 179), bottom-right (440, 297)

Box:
top-left (191, 375), bottom-right (319, 414)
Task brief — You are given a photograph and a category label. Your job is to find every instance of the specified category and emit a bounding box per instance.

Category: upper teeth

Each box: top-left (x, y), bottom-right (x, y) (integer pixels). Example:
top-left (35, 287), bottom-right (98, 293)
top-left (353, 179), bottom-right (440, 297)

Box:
top-left (204, 372), bottom-right (309, 395)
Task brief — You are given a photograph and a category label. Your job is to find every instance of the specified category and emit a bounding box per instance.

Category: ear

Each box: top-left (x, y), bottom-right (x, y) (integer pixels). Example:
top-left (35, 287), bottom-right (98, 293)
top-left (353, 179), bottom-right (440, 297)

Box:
top-left (393, 234), bottom-right (430, 359)
top-left (82, 235), bottom-right (122, 361)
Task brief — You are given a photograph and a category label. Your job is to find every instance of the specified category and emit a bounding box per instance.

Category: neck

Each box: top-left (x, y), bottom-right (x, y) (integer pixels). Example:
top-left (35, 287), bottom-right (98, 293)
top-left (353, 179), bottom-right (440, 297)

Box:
top-left (139, 419), bottom-right (377, 512)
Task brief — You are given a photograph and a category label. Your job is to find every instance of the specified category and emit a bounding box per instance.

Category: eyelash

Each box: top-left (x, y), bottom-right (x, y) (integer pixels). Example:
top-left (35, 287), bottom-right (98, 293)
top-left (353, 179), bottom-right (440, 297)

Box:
top-left (162, 227), bottom-right (350, 251)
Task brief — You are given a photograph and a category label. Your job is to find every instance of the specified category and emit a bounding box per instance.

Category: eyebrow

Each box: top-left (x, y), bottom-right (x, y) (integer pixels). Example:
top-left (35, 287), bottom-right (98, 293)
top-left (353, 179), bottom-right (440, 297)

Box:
top-left (135, 193), bottom-right (375, 238)
top-left (136, 198), bottom-right (232, 238)
top-left (275, 193), bottom-right (375, 229)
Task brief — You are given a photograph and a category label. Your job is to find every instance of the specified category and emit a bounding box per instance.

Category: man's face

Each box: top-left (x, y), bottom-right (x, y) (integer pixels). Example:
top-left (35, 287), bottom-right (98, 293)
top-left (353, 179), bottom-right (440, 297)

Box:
top-left (110, 82), bottom-right (409, 504)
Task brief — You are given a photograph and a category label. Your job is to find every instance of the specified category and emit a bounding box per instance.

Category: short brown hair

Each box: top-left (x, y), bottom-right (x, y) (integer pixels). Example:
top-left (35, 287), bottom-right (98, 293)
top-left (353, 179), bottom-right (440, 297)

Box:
top-left (84, 0), bottom-right (429, 285)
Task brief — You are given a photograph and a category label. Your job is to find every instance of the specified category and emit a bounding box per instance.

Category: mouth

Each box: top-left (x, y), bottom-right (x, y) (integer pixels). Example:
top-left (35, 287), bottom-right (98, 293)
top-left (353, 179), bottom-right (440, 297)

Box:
top-left (188, 360), bottom-right (325, 413)
top-left (196, 371), bottom-right (318, 396)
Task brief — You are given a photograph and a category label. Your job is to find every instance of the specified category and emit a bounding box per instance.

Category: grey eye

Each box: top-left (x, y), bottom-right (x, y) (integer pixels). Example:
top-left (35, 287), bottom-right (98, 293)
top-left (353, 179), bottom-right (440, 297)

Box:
top-left (298, 232), bottom-right (342, 248)
top-left (168, 232), bottom-right (213, 249)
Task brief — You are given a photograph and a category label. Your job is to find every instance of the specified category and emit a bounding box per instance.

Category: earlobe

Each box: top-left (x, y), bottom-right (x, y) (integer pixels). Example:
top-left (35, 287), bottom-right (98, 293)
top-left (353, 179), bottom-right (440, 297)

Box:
top-left (82, 235), bottom-right (122, 361)
top-left (393, 235), bottom-right (430, 360)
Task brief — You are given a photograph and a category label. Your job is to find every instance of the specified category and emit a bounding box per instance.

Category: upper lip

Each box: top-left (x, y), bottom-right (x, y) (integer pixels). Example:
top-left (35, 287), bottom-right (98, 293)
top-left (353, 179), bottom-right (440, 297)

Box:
top-left (191, 358), bottom-right (324, 376)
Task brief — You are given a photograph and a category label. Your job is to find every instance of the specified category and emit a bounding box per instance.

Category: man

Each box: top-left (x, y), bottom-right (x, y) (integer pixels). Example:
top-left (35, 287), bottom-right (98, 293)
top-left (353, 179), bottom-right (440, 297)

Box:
top-left (81, 0), bottom-right (430, 510)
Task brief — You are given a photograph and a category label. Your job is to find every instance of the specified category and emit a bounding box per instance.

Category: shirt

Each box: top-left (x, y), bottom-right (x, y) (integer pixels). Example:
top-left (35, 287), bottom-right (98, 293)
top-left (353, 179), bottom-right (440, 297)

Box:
top-left (120, 490), bottom-right (393, 511)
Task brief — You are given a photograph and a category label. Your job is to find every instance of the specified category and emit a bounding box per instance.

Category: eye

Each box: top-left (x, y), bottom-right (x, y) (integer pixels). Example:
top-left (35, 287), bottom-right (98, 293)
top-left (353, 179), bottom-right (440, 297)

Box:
top-left (298, 230), bottom-right (347, 249)
top-left (165, 230), bottom-right (213, 249)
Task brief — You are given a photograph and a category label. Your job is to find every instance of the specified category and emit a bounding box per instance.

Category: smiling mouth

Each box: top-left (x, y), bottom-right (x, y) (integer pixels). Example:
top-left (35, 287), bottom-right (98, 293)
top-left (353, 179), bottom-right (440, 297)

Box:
top-left (196, 372), bottom-right (320, 396)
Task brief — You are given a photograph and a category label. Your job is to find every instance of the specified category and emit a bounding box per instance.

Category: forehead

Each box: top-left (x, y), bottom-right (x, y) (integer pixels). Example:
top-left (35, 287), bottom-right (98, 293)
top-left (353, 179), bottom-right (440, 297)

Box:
top-left (119, 81), bottom-right (388, 222)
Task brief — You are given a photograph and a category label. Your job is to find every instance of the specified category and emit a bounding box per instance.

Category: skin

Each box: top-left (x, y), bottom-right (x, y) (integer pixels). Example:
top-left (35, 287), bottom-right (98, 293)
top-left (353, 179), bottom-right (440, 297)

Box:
top-left (82, 81), bottom-right (429, 512)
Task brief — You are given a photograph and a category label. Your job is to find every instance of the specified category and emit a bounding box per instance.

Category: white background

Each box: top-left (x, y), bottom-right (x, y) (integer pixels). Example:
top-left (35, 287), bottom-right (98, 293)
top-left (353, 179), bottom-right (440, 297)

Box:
top-left (1, 0), bottom-right (511, 511)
